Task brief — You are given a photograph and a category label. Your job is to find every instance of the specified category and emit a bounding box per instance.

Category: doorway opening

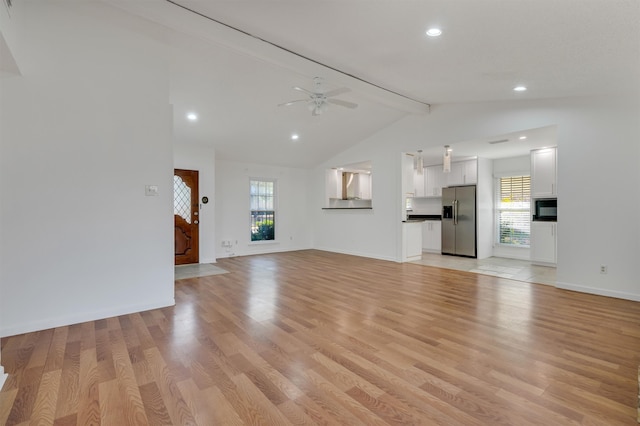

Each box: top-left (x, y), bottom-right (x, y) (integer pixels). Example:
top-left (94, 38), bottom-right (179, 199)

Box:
top-left (174, 169), bottom-right (199, 265)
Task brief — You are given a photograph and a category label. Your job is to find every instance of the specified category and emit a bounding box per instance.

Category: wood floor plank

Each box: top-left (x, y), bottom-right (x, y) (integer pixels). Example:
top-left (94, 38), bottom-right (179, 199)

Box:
top-left (1, 250), bottom-right (639, 424)
top-left (76, 348), bottom-right (100, 426)
top-left (230, 373), bottom-right (293, 425)
top-left (138, 382), bottom-right (172, 426)
top-left (52, 341), bottom-right (80, 421)
top-left (0, 388), bottom-right (18, 425)
top-left (175, 379), bottom-right (217, 426)
top-left (29, 369), bottom-right (61, 426)
top-left (111, 340), bottom-right (149, 425)
top-left (143, 346), bottom-right (196, 425)
top-left (277, 398), bottom-right (322, 426)
top-left (98, 378), bottom-right (126, 426)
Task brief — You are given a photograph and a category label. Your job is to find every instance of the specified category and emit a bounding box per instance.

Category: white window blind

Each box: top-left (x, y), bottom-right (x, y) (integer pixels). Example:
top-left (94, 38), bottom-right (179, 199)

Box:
top-left (497, 176), bottom-right (531, 247)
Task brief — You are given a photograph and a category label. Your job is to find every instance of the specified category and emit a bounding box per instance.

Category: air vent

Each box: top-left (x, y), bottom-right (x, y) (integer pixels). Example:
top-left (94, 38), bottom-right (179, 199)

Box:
top-left (488, 139), bottom-right (510, 145)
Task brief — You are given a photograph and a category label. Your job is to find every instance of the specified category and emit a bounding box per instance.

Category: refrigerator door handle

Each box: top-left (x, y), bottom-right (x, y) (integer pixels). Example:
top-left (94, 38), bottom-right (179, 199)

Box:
top-left (453, 199), bottom-right (458, 225)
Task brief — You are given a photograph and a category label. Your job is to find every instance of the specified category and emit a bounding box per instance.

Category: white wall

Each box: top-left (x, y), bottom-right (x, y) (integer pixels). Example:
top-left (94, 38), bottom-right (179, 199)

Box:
top-left (314, 95), bottom-right (640, 301)
top-left (493, 155), bottom-right (531, 176)
top-left (215, 160), bottom-right (313, 257)
top-left (0, 2), bottom-right (175, 337)
top-left (313, 146), bottom-right (403, 261)
top-left (492, 155), bottom-right (532, 260)
top-left (174, 144), bottom-right (217, 263)
top-left (476, 157), bottom-right (494, 259)
top-left (0, 0), bottom-right (21, 76)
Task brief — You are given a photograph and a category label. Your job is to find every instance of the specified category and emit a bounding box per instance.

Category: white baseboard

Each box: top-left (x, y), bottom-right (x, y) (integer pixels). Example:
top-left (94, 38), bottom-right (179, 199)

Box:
top-left (0, 298), bottom-right (175, 338)
top-left (0, 366), bottom-right (7, 391)
top-left (403, 255), bottom-right (422, 262)
top-left (230, 245), bottom-right (314, 258)
top-left (556, 281), bottom-right (640, 302)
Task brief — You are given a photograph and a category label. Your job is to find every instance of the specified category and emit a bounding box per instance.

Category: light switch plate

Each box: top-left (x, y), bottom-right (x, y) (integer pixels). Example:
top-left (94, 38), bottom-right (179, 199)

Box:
top-left (145, 185), bottom-right (159, 196)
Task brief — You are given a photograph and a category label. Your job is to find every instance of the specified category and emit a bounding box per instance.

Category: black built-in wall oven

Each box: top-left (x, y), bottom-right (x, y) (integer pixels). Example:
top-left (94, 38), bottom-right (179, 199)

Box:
top-left (533, 198), bottom-right (557, 221)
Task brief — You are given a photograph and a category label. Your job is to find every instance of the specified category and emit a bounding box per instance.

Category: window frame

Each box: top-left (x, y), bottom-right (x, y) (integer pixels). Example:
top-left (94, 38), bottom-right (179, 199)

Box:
top-left (495, 174), bottom-right (531, 248)
top-left (249, 177), bottom-right (277, 243)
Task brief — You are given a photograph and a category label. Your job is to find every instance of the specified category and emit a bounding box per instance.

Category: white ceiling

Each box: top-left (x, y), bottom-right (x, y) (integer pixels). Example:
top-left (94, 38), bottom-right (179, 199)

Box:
top-left (108, 0), bottom-right (640, 168)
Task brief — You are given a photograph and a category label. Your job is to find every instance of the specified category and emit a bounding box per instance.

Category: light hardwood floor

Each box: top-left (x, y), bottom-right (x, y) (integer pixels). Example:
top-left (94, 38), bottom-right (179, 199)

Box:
top-left (1, 250), bottom-right (639, 425)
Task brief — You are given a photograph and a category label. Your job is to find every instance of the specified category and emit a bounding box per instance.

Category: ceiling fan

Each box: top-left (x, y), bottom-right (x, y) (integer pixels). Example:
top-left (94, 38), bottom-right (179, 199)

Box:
top-left (278, 77), bottom-right (358, 116)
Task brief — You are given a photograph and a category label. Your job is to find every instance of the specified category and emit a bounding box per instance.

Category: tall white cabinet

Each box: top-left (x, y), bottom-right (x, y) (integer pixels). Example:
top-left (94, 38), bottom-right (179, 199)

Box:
top-left (530, 146), bottom-right (558, 266)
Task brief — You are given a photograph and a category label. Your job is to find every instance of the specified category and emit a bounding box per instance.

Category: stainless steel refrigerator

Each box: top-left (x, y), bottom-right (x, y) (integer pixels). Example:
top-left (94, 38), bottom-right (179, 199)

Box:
top-left (441, 185), bottom-right (477, 257)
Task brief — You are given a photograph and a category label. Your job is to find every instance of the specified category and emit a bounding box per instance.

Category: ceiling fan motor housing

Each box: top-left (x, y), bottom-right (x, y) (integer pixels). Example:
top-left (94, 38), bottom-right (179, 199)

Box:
top-left (279, 77), bottom-right (357, 116)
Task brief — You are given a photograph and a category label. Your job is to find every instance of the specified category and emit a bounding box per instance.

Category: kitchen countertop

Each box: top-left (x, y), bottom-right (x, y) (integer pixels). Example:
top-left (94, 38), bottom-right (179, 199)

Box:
top-left (404, 214), bottom-right (442, 222)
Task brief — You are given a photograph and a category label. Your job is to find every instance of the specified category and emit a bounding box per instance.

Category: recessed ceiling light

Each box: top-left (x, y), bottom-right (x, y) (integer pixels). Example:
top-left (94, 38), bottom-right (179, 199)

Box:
top-left (513, 86), bottom-right (527, 92)
top-left (291, 133), bottom-right (299, 140)
top-left (186, 112), bottom-right (198, 121)
top-left (519, 136), bottom-right (527, 140)
top-left (426, 28), bottom-right (442, 37)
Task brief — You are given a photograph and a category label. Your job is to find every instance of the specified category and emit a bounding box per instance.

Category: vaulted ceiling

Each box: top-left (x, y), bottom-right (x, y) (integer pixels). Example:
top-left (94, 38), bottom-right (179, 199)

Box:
top-left (108, 0), bottom-right (640, 167)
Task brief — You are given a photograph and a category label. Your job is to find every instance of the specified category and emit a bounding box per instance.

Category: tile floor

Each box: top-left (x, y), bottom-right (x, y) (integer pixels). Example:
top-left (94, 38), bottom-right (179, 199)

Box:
top-left (175, 263), bottom-right (229, 280)
top-left (412, 252), bottom-right (557, 286)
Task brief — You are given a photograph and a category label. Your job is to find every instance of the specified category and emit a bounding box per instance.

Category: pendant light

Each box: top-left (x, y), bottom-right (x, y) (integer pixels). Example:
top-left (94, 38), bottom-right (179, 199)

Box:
top-left (415, 150), bottom-right (424, 175)
top-left (443, 145), bottom-right (451, 173)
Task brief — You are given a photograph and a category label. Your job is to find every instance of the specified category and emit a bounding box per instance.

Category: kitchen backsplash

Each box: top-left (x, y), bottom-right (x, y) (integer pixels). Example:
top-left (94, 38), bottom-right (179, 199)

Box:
top-left (411, 197), bottom-right (441, 215)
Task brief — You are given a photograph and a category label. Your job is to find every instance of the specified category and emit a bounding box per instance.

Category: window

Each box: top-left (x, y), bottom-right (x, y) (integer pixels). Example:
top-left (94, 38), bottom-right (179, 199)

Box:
top-left (250, 179), bottom-right (275, 241)
top-left (497, 176), bottom-right (531, 247)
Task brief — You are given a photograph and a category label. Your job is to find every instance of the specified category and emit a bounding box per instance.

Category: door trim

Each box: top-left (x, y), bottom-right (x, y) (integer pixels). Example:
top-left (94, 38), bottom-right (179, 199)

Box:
top-left (174, 169), bottom-right (199, 265)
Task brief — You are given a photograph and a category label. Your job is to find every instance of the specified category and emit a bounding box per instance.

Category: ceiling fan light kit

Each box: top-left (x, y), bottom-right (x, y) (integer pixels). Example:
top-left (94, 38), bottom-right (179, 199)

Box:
top-left (279, 77), bottom-right (358, 116)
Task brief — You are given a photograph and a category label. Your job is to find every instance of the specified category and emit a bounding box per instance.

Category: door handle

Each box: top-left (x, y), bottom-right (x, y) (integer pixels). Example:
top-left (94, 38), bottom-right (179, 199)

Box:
top-left (453, 200), bottom-right (458, 225)
top-left (194, 220), bottom-right (199, 224)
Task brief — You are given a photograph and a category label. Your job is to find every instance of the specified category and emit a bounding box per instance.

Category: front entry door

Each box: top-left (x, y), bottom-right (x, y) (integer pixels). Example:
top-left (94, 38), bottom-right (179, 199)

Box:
top-left (174, 169), bottom-right (199, 265)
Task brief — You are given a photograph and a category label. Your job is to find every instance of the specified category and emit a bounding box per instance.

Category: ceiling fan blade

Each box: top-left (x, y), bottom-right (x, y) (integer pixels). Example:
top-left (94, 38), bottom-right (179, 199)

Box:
top-left (277, 99), bottom-right (308, 107)
top-left (327, 98), bottom-right (358, 109)
top-left (292, 86), bottom-right (315, 96)
top-left (323, 87), bottom-right (350, 98)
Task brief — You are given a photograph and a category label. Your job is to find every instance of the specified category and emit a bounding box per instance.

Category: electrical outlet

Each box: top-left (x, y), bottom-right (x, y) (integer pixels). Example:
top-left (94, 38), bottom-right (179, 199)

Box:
top-left (600, 265), bottom-right (608, 274)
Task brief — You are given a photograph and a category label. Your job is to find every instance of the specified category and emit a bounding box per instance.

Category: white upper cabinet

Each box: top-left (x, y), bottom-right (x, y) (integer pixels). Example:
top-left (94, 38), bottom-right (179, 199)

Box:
top-left (412, 159), bottom-right (478, 198)
top-left (445, 160), bottom-right (478, 187)
top-left (464, 160), bottom-right (478, 184)
top-left (531, 147), bottom-right (557, 197)
top-left (425, 165), bottom-right (445, 197)
top-left (414, 167), bottom-right (426, 197)
top-left (446, 162), bottom-right (464, 186)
